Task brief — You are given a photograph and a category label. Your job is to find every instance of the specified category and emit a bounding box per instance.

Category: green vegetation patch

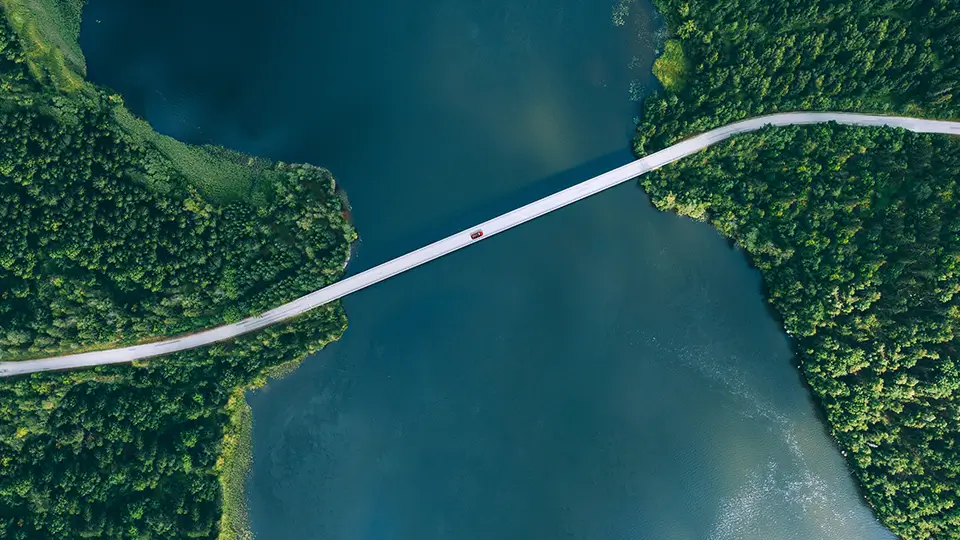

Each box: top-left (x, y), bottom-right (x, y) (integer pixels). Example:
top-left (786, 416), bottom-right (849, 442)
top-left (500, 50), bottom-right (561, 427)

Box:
top-left (112, 105), bottom-right (284, 204)
top-left (0, 0), bottom-right (85, 91)
top-left (652, 39), bottom-right (687, 92)
top-left (217, 392), bottom-right (254, 540)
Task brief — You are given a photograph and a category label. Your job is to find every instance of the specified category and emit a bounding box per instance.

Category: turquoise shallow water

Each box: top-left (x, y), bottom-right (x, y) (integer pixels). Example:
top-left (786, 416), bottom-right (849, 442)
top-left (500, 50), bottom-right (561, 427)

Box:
top-left (80, 0), bottom-right (894, 538)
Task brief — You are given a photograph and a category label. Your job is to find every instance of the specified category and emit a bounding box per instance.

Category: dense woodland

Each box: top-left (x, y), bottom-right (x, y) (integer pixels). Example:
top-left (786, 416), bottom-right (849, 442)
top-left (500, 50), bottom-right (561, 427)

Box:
top-left (0, 305), bottom-right (348, 539)
top-left (0, 13), bottom-right (354, 361)
top-left (641, 0), bottom-right (960, 537)
top-left (638, 0), bottom-right (960, 153)
top-left (0, 6), bottom-right (353, 539)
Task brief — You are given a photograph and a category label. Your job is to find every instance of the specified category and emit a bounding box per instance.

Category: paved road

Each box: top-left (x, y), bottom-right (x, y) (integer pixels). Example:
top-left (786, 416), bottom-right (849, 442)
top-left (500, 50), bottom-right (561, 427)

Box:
top-left (4, 112), bottom-right (960, 377)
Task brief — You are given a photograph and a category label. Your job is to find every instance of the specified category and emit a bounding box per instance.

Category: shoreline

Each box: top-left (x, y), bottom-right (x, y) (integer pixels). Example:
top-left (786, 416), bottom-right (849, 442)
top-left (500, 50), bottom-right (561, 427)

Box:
top-left (220, 212), bottom-right (356, 540)
top-left (0, 3), bottom-right (361, 538)
top-left (220, 326), bottom-right (350, 540)
top-left (335, 184), bottom-right (356, 272)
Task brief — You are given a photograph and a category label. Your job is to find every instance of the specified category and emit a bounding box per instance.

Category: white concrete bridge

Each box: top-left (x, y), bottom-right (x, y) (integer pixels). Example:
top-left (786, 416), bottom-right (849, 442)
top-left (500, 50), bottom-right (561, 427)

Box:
top-left (3, 112), bottom-right (959, 377)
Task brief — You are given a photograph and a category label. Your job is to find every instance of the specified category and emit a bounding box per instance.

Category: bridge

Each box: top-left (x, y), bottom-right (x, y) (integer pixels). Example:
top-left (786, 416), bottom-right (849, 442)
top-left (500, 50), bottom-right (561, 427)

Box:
top-left (3, 112), bottom-right (960, 377)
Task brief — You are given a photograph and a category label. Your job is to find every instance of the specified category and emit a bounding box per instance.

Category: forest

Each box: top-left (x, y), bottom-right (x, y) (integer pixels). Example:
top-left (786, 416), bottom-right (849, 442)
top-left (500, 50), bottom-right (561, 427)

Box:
top-left (0, 304), bottom-right (348, 539)
top-left (640, 0), bottom-right (960, 537)
top-left (0, 9), bottom-right (355, 361)
top-left (638, 0), bottom-right (960, 154)
top-left (0, 4), bottom-right (354, 538)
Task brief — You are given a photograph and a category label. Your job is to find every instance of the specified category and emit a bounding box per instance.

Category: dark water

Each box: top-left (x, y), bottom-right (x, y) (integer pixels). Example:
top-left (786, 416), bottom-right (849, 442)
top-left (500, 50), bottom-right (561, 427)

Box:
top-left (80, 1), bottom-right (894, 538)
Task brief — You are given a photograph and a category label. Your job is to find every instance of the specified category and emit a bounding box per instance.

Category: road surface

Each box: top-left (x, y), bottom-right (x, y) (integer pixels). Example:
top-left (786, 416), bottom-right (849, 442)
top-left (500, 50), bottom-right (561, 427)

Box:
top-left (3, 112), bottom-right (960, 377)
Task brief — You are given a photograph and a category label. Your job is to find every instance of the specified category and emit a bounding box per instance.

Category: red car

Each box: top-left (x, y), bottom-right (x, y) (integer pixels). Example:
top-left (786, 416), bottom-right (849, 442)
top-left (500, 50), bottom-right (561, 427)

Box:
top-left (470, 230), bottom-right (483, 240)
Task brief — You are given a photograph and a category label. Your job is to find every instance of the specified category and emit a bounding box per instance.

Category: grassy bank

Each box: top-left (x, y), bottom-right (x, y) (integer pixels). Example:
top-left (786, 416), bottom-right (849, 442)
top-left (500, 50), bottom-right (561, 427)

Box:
top-left (0, 0), bottom-right (292, 206)
top-left (0, 0), bottom-right (84, 90)
top-left (651, 39), bottom-right (686, 92)
top-left (110, 101), bottom-right (286, 205)
top-left (218, 392), bottom-right (255, 540)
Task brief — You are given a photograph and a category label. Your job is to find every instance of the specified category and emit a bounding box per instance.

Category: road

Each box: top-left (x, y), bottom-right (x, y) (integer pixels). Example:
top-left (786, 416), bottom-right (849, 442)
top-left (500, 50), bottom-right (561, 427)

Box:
top-left (3, 112), bottom-right (960, 377)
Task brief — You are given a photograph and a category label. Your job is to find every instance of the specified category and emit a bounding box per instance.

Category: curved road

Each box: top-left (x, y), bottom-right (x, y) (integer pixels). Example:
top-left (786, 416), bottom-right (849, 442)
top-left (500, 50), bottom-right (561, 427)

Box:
top-left (4, 112), bottom-right (960, 377)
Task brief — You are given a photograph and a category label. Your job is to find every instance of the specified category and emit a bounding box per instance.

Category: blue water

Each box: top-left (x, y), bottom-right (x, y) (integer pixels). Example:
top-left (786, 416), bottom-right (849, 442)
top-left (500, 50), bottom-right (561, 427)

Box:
top-left (80, 0), bottom-right (894, 538)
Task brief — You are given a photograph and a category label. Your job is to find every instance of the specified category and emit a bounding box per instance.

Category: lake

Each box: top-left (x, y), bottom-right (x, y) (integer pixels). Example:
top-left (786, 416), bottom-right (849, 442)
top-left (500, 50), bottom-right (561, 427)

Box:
top-left (80, 0), bottom-right (894, 538)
